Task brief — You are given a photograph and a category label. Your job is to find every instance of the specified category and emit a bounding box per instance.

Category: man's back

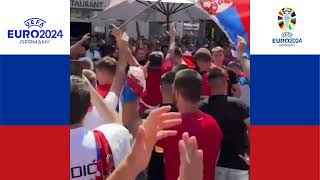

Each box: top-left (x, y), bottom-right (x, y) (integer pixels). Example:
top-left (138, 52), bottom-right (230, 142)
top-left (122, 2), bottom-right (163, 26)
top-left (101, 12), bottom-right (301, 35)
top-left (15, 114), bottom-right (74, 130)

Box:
top-left (158, 111), bottom-right (223, 180)
top-left (200, 95), bottom-right (250, 170)
top-left (70, 124), bottom-right (131, 179)
top-left (70, 127), bottom-right (97, 179)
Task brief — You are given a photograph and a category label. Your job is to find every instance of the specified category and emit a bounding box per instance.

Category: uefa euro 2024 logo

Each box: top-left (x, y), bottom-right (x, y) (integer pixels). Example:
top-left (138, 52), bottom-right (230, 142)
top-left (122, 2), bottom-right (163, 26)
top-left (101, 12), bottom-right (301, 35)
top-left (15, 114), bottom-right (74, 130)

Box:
top-left (272, 8), bottom-right (302, 47)
top-left (8, 18), bottom-right (63, 45)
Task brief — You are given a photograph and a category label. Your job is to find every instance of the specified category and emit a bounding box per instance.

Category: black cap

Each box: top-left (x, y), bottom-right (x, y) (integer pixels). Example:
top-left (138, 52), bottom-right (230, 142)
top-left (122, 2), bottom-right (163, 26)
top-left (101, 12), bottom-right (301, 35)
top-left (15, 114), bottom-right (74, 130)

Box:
top-left (149, 51), bottom-right (164, 69)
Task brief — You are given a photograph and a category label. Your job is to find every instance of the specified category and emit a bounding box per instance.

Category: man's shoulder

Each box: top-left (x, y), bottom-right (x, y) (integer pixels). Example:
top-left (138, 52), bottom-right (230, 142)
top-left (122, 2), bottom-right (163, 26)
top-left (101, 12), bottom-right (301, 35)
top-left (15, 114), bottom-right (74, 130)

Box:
top-left (161, 59), bottom-right (173, 72)
top-left (95, 123), bottom-right (130, 132)
top-left (200, 112), bottom-right (223, 138)
top-left (227, 97), bottom-right (250, 115)
top-left (227, 96), bottom-right (245, 105)
top-left (200, 111), bottom-right (219, 125)
top-left (95, 124), bottom-right (132, 167)
top-left (95, 124), bottom-right (132, 142)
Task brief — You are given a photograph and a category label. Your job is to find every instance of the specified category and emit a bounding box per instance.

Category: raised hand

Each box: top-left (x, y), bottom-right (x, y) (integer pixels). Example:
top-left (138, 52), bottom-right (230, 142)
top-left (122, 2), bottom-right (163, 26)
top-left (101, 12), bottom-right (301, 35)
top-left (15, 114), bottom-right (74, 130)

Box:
top-left (119, 31), bottom-right (130, 49)
top-left (141, 61), bottom-right (149, 78)
top-left (166, 25), bottom-right (176, 39)
top-left (129, 106), bottom-right (181, 173)
top-left (111, 24), bottom-right (124, 40)
top-left (178, 132), bottom-right (204, 180)
top-left (82, 74), bottom-right (93, 88)
top-left (81, 33), bottom-right (91, 42)
top-left (236, 35), bottom-right (247, 54)
top-left (70, 33), bottom-right (90, 58)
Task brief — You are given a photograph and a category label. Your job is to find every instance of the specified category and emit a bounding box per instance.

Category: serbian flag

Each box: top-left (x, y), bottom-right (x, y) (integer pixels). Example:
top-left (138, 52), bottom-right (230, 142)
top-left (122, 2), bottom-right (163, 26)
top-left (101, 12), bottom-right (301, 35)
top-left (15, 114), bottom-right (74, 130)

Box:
top-left (195, 0), bottom-right (250, 52)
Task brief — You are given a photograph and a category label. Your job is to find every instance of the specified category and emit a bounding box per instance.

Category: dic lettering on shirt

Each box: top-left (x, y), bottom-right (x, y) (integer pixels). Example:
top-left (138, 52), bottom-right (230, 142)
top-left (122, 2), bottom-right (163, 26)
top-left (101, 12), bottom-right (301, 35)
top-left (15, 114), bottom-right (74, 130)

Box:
top-left (71, 160), bottom-right (97, 178)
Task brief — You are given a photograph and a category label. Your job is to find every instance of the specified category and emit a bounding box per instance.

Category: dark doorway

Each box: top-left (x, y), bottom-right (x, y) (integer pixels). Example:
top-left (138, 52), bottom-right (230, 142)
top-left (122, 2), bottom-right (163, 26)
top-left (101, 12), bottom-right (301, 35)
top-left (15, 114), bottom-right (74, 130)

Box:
top-left (71, 22), bottom-right (92, 39)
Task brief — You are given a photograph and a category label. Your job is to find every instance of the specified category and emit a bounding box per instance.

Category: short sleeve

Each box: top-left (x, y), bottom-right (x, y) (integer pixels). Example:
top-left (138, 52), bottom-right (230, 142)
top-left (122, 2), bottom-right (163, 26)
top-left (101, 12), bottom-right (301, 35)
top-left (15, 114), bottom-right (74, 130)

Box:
top-left (105, 91), bottom-right (119, 110)
top-left (240, 103), bottom-right (250, 119)
top-left (233, 98), bottom-right (250, 119)
top-left (161, 59), bottom-right (173, 73)
top-left (120, 83), bottom-right (139, 104)
top-left (240, 85), bottom-right (250, 107)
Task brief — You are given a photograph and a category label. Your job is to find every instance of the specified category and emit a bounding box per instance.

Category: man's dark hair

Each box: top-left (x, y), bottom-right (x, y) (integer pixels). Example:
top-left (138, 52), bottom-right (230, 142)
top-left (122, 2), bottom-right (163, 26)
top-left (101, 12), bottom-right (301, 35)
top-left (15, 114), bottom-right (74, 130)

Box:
top-left (79, 58), bottom-right (93, 70)
top-left (161, 45), bottom-right (168, 51)
top-left (174, 69), bottom-right (202, 103)
top-left (100, 44), bottom-right (116, 57)
top-left (194, 48), bottom-right (212, 62)
top-left (70, 60), bottom-right (83, 76)
top-left (95, 56), bottom-right (117, 75)
top-left (70, 59), bottom-right (94, 76)
top-left (161, 71), bottom-right (176, 86)
top-left (172, 64), bottom-right (189, 73)
top-left (207, 68), bottom-right (228, 89)
top-left (149, 51), bottom-right (164, 69)
top-left (70, 76), bottom-right (91, 125)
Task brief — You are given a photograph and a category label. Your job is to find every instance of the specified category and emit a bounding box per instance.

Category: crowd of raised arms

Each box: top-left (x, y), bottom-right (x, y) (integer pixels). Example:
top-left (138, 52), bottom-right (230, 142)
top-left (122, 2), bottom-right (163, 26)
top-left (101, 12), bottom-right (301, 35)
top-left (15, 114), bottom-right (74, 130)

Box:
top-left (70, 25), bottom-right (250, 180)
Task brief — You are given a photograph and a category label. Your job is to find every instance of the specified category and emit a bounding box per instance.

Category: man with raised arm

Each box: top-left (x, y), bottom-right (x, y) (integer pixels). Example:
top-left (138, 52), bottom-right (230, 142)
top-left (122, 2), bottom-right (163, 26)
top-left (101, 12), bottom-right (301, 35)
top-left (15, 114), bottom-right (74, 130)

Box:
top-left (71, 33), bottom-right (90, 60)
top-left (162, 26), bottom-right (196, 72)
top-left (70, 76), bottom-right (131, 180)
top-left (82, 30), bottom-right (129, 130)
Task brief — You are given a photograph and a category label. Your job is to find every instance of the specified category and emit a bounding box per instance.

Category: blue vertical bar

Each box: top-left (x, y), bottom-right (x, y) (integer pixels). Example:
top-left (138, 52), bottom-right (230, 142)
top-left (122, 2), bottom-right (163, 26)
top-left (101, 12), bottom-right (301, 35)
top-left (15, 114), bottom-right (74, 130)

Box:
top-left (319, 56), bottom-right (320, 125)
top-left (0, 55), bottom-right (70, 125)
top-left (0, 56), bottom-right (3, 120)
top-left (251, 55), bottom-right (320, 125)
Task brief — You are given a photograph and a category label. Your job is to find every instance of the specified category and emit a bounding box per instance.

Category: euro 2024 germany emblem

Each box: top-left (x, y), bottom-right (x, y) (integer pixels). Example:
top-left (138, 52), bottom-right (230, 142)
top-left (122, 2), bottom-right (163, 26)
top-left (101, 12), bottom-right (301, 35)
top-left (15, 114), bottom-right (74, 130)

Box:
top-left (273, 7), bottom-right (302, 47)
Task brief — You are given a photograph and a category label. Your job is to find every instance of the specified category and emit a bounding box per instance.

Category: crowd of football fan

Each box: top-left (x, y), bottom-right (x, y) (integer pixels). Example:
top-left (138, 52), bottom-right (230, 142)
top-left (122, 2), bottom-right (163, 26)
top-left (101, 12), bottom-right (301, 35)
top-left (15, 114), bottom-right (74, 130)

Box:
top-left (70, 25), bottom-right (250, 180)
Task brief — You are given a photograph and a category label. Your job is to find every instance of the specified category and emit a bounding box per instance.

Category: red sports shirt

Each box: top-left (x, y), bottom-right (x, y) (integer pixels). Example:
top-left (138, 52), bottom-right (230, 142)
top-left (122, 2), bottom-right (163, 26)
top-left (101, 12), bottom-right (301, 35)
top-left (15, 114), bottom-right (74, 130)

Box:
top-left (158, 111), bottom-right (223, 180)
top-left (161, 56), bottom-right (196, 73)
top-left (96, 84), bottom-right (111, 98)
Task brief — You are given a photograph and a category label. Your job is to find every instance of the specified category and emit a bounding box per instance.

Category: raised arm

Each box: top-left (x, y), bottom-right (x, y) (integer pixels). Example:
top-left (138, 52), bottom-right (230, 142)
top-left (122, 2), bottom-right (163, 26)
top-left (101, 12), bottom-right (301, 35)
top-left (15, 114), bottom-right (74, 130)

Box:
top-left (111, 26), bottom-right (144, 135)
top-left (166, 26), bottom-right (177, 59)
top-left (109, 28), bottom-right (130, 97)
top-left (240, 56), bottom-right (250, 82)
top-left (70, 33), bottom-right (90, 59)
top-left (86, 30), bottom-right (133, 125)
top-left (82, 75), bottom-right (121, 124)
top-left (236, 36), bottom-right (250, 81)
top-left (112, 25), bottom-right (140, 66)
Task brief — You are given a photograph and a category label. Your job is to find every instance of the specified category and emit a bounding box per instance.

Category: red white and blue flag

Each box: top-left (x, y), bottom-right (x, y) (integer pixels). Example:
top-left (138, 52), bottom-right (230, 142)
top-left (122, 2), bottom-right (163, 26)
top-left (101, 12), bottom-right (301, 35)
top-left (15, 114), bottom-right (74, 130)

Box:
top-left (196, 0), bottom-right (250, 51)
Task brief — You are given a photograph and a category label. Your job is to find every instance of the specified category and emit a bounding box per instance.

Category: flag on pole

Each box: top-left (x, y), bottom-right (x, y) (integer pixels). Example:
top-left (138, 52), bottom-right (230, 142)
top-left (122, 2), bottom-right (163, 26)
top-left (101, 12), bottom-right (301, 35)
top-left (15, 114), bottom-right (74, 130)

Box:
top-left (195, 0), bottom-right (250, 53)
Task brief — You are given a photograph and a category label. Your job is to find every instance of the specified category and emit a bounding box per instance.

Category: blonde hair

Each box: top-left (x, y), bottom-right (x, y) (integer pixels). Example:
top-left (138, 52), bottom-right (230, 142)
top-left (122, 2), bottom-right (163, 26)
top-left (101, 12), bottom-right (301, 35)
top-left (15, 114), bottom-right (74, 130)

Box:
top-left (211, 46), bottom-right (225, 54)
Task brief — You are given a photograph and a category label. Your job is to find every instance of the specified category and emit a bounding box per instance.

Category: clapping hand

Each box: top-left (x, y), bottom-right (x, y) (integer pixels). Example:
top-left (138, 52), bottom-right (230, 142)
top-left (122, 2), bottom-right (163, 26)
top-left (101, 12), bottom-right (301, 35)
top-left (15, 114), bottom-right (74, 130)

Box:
top-left (129, 106), bottom-right (182, 173)
top-left (178, 132), bottom-right (204, 180)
